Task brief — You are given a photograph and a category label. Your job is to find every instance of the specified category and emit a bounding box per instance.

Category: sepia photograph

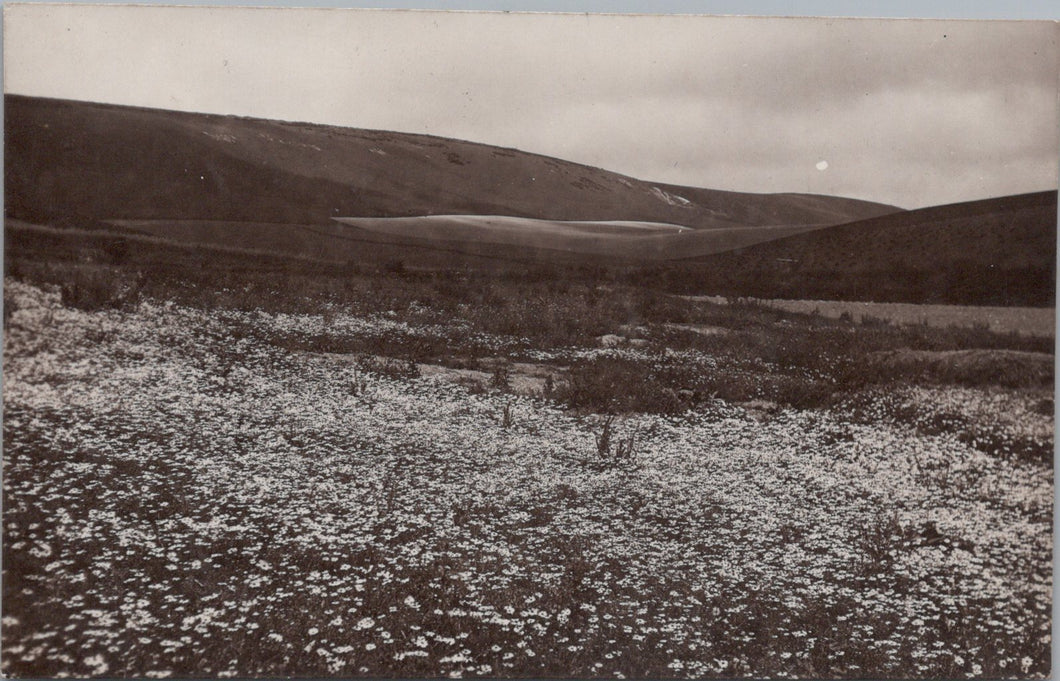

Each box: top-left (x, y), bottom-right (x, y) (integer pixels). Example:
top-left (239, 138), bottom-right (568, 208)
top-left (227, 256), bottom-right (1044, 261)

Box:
top-left (2, 4), bottom-right (1057, 678)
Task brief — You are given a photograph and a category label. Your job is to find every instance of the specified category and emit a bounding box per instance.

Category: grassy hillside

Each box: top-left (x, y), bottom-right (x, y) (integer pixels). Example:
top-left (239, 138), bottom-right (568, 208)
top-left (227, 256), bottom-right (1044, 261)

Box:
top-left (652, 191), bottom-right (1057, 306)
top-left (688, 191), bottom-right (1057, 270)
top-left (6, 95), bottom-right (1054, 306)
top-left (334, 216), bottom-right (831, 261)
top-left (102, 215), bottom-right (830, 265)
top-left (5, 95), bottom-right (897, 230)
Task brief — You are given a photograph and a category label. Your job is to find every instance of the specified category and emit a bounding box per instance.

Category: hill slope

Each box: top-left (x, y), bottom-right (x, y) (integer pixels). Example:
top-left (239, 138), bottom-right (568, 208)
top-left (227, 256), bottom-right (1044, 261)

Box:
top-left (7, 95), bottom-right (1053, 306)
top-left (332, 215), bottom-right (831, 261)
top-left (685, 191), bottom-right (1057, 270)
top-left (660, 191), bottom-right (1057, 306)
top-left (5, 95), bottom-right (898, 230)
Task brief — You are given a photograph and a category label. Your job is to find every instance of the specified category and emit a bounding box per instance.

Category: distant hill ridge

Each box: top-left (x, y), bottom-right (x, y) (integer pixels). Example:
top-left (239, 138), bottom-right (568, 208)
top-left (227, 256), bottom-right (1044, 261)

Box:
top-left (4, 94), bottom-right (899, 230)
top-left (683, 191), bottom-right (1057, 270)
top-left (6, 94), bottom-right (1054, 307)
top-left (662, 190), bottom-right (1057, 306)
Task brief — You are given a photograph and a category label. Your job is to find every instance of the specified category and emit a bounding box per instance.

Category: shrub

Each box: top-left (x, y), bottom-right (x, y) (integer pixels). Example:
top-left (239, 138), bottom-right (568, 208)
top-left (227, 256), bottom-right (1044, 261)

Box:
top-left (853, 349), bottom-right (1054, 390)
top-left (854, 511), bottom-right (907, 573)
top-left (59, 267), bottom-right (143, 311)
top-left (103, 237), bottom-right (130, 265)
top-left (556, 353), bottom-right (837, 414)
top-left (357, 356), bottom-right (420, 381)
top-left (489, 363), bottom-right (512, 392)
top-left (557, 357), bottom-right (683, 414)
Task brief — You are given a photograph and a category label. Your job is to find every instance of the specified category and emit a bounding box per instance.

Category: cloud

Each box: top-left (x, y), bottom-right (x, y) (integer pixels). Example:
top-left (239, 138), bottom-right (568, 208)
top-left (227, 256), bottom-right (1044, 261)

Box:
top-left (4, 6), bottom-right (1057, 207)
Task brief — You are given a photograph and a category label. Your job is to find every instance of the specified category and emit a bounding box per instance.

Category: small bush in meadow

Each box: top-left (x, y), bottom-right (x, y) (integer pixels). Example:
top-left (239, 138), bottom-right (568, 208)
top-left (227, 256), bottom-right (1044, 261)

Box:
top-left (557, 357), bottom-right (683, 414)
top-left (58, 266), bottom-right (143, 311)
top-left (357, 355), bottom-right (420, 381)
top-left (489, 363), bottom-right (512, 392)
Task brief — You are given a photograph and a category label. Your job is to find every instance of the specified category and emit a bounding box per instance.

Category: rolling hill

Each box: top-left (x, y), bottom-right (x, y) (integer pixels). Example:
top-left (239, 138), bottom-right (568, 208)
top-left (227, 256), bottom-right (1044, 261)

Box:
top-left (657, 191), bottom-right (1058, 306)
top-left (332, 215), bottom-right (832, 261)
top-left (103, 215), bottom-right (831, 265)
top-left (5, 94), bottom-right (897, 231)
top-left (684, 191), bottom-right (1057, 271)
top-left (5, 95), bottom-right (1055, 306)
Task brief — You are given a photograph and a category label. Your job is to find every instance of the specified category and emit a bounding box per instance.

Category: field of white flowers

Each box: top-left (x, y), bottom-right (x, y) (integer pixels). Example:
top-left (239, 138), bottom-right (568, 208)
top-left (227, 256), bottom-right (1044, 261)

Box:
top-left (2, 277), bottom-right (1053, 678)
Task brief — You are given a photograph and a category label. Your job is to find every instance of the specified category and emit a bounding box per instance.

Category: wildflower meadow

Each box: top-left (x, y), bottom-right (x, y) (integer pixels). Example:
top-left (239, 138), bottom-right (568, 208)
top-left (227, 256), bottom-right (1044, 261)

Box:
top-left (2, 268), bottom-right (1053, 679)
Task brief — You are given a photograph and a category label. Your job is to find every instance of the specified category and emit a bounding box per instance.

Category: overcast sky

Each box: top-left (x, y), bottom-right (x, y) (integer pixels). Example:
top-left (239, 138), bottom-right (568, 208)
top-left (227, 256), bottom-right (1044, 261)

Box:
top-left (4, 5), bottom-right (1058, 208)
